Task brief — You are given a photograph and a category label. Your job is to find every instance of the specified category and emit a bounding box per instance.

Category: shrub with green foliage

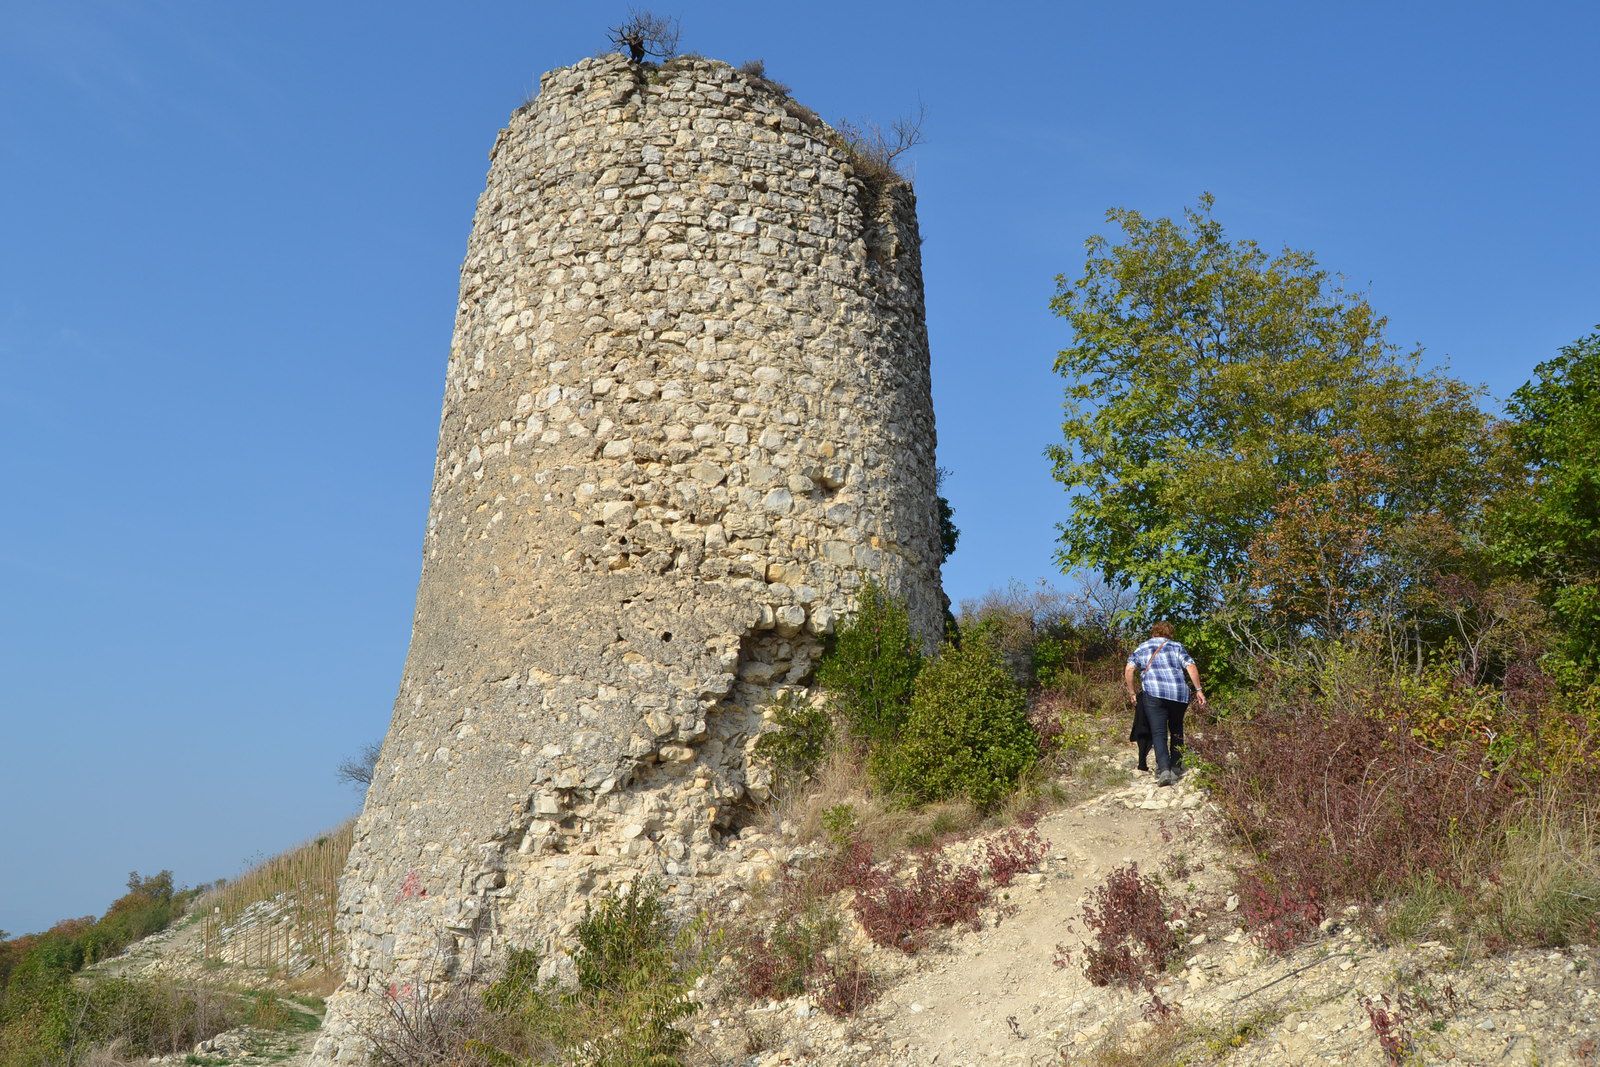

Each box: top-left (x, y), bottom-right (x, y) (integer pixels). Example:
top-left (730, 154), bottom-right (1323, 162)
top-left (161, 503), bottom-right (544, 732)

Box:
top-left (959, 579), bottom-right (1131, 690)
top-left (815, 583), bottom-right (922, 744)
top-left (1029, 689), bottom-right (1095, 763)
top-left (472, 880), bottom-right (710, 1067)
top-left (79, 872), bottom-right (180, 966)
top-left (0, 871), bottom-right (206, 1065)
top-left (754, 692), bottom-right (834, 786)
top-left (872, 634), bottom-right (1037, 811)
top-left (1, 977), bottom-right (242, 1067)
top-left (1029, 635), bottom-right (1073, 689)
top-left (819, 804), bottom-right (859, 849)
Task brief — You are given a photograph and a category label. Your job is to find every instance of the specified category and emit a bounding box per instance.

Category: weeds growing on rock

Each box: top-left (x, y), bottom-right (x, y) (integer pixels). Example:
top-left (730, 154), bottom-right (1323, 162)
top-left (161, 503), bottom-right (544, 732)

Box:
top-left (810, 953), bottom-right (877, 1017)
top-left (1361, 994), bottom-right (1413, 1065)
top-left (736, 58), bottom-right (791, 98)
top-left (731, 861), bottom-right (880, 1018)
top-left (803, 826), bottom-right (1037, 957)
top-left (734, 898), bottom-right (841, 1002)
top-left (370, 881), bottom-right (710, 1067)
top-left (755, 691), bottom-right (834, 787)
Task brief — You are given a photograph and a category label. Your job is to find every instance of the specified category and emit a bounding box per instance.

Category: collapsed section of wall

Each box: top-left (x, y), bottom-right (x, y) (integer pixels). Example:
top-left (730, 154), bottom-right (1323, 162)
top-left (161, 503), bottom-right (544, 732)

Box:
top-left (314, 53), bottom-right (943, 1061)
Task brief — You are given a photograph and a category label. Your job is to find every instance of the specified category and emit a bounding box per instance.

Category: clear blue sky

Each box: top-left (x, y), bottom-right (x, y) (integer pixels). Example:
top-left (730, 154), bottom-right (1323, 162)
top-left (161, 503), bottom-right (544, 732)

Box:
top-left (2, 1), bottom-right (1595, 936)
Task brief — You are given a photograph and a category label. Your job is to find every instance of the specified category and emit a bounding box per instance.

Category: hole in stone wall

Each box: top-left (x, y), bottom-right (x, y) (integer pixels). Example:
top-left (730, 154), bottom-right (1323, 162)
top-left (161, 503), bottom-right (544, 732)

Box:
top-left (660, 631), bottom-right (673, 643)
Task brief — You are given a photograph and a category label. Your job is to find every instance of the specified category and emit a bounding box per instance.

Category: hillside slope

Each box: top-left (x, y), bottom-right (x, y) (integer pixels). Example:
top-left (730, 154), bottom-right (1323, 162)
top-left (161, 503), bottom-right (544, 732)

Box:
top-left (688, 748), bottom-right (1600, 1066)
top-left (100, 746), bottom-right (1599, 1066)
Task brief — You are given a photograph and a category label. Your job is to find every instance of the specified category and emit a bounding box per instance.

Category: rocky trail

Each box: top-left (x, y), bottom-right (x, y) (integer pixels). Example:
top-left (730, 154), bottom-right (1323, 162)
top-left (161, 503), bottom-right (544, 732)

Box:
top-left (874, 760), bottom-right (1192, 1064)
top-left (146, 1022), bottom-right (319, 1067)
top-left (698, 748), bottom-right (1600, 1066)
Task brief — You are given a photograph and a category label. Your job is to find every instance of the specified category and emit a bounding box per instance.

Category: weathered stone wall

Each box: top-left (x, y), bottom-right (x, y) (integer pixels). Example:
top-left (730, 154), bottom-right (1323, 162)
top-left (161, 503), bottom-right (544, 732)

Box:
top-left (314, 52), bottom-right (942, 1061)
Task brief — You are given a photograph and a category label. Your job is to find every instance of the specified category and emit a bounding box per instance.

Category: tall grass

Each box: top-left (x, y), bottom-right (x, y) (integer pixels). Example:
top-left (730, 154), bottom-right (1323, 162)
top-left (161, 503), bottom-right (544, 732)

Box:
top-left (0, 978), bottom-right (245, 1067)
top-left (1476, 790), bottom-right (1600, 948)
top-left (198, 820), bottom-right (354, 975)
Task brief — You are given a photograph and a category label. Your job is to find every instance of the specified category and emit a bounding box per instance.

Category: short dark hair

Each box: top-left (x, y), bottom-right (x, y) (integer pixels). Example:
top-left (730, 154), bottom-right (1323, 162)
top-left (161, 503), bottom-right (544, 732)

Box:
top-left (1150, 621), bottom-right (1175, 638)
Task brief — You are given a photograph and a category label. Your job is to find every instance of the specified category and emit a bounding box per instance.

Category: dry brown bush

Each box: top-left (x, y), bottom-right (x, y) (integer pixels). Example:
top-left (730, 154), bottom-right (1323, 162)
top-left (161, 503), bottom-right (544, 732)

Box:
top-left (75, 1040), bottom-right (139, 1067)
top-left (768, 746), bottom-right (980, 857)
top-left (737, 59), bottom-right (791, 98)
top-left (366, 979), bottom-right (506, 1067)
top-left (832, 102), bottom-right (926, 187)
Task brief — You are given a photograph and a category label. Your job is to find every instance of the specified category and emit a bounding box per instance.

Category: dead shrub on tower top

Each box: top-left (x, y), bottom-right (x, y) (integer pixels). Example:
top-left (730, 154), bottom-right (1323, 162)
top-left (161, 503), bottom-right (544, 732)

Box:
top-left (834, 101), bottom-right (927, 186)
top-left (738, 59), bottom-right (793, 99)
top-left (609, 9), bottom-right (680, 63)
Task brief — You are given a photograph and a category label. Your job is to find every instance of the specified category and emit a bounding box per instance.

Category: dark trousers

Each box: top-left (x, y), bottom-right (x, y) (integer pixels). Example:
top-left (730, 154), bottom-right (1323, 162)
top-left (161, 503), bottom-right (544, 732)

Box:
top-left (1143, 696), bottom-right (1188, 772)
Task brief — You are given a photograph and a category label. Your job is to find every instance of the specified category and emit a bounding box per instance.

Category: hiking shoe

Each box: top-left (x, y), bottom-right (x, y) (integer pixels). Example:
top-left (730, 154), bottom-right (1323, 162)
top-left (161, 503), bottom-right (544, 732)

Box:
top-left (1157, 769), bottom-right (1176, 787)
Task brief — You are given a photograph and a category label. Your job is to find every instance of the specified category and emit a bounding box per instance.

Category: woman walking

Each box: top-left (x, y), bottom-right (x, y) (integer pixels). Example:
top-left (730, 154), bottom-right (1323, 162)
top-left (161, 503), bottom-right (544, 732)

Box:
top-left (1125, 622), bottom-right (1207, 786)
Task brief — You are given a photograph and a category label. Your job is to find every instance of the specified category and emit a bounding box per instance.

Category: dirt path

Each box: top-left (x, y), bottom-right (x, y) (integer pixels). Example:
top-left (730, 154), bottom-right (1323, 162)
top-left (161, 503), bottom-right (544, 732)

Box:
top-left (724, 746), bottom-right (1599, 1066)
top-left (147, 1022), bottom-right (319, 1066)
top-left (869, 755), bottom-right (1207, 1065)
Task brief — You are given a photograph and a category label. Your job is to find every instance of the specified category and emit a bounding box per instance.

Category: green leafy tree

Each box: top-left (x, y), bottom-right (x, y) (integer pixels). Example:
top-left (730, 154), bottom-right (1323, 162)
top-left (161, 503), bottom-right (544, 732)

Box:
top-left (935, 467), bottom-right (960, 560)
top-left (1047, 195), bottom-right (1489, 629)
top-left (816, 583), bottom-right (922, 744)
top-left (1492, 330), bottom-right (1600, 672)
top-left (1243, 439), bottom-right (1402, 639)
top-left (937, 495), bottom-right (959, 560)
top-left (872, 633), bottom-right (1036, 811)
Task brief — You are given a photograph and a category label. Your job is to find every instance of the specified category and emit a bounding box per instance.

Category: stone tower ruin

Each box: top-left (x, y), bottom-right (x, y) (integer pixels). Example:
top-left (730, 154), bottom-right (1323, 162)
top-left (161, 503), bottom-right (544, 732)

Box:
top-left (314, 53), bottom-right (943, 1061)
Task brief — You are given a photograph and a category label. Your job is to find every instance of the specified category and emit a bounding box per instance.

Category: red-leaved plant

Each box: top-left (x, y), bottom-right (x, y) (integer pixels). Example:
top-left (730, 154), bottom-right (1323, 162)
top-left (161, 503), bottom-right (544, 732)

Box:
top-left (812, 954), bottom-right (877, 1017)
top-left (1361, 994), bottom-right (1412, 1065)
top-left (1189, 679), bottom-right (1542, 950)
top-left (1236, 872), bottom-right (1325, 954)
top-left (850, 853), bottom-right (989, 954)
top-left (1080, 863), bottom-right (1180, 991)
top-left (1028, 691), bottom-right (1069, 752)
top-left (984, 827), bottom-right (1047, 888)
top-left (819, 834), bottom-right (997, 955)
top-left (733, 872), bottom-right (877, 1016)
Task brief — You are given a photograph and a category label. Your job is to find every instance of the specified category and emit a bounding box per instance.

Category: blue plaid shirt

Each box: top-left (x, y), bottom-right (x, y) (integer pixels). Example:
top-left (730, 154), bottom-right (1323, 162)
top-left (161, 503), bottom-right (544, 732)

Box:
top-left (1129, 638), bottom-right (1195, 703)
